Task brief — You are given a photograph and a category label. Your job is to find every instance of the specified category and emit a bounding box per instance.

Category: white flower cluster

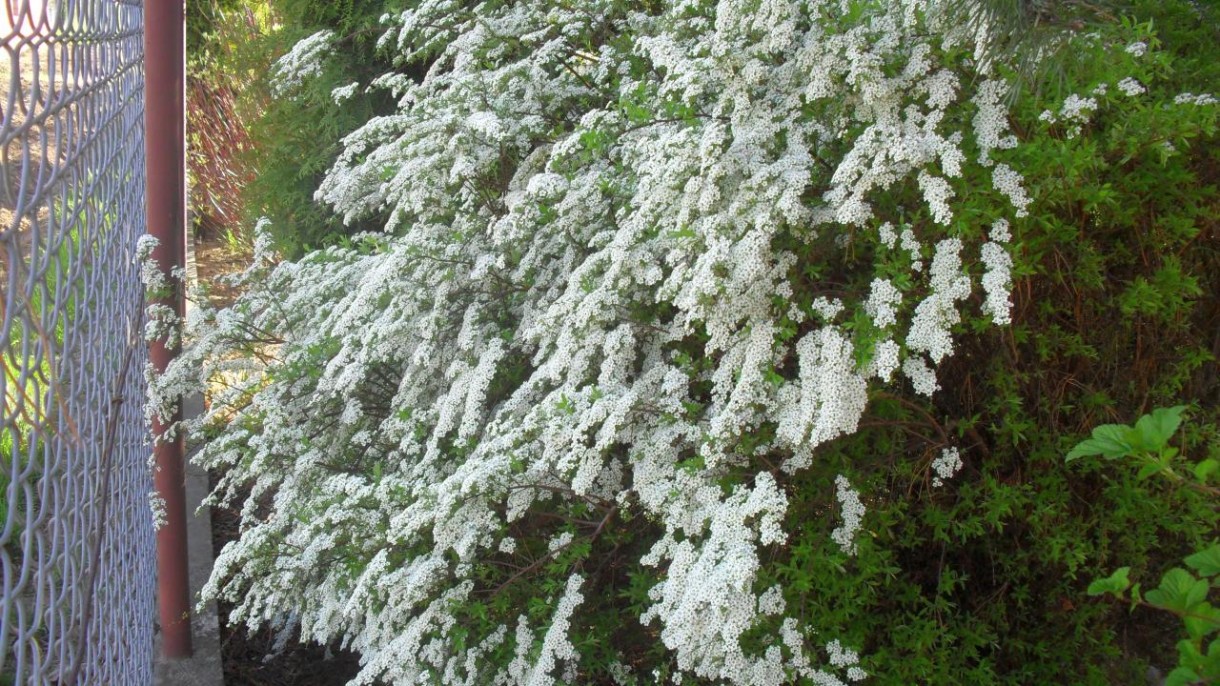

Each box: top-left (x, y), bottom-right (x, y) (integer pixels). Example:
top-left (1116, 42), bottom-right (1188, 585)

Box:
top-left (160, 1), bottom-right (1029, 684)
top-left (149, 491), bottom-right (167, 531)
top-left (331, 81), bottom-right (360, 104)
top-left (878, 222), bottom-right (898, 250)
top-left (138, 234), bottom-right (185, 428)
top-left (972, 79), bottom-right (1018, 166)
top-left (906, 238), bottom-right (972, 370)
top-left (270, 30), bottom-right (334, 96)
top-left (1056, 94), bottom-right (1099, 138)
top-left (826, 640), bottom-right (867, 682)
top-left (830, 476), bottom-right (865, 556)
top-left (1175, 92), bottom-right (1218, 106)
top-left (520, 575), bottom-right (585, 686)
top-left (1117, 77), bottom-right (1146, 97)
top-left (865, 278), bottom-right (902, 329)
top-left (136, 234), bottom-right (165, 291)
top-left (992, 163), bottom-right (1032, 218)
top-left (931, 446), bottom-right (964, 487)
top-left (980, 219), bottom-right (1014, 325)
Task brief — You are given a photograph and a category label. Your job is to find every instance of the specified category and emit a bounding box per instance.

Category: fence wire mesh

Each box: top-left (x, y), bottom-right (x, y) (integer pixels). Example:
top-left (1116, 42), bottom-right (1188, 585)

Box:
top-left (0, 0), bottom-right (154, 683)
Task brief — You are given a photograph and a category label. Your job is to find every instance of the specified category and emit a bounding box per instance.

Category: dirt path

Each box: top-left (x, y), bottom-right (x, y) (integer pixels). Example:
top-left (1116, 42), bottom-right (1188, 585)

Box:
top-left (193, 236), bottom-right (250, 310)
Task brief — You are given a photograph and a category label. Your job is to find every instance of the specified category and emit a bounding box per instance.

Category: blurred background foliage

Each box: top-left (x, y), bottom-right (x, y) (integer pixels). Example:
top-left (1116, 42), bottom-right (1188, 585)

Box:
top-left (187, 0), bottom-right (402, 256)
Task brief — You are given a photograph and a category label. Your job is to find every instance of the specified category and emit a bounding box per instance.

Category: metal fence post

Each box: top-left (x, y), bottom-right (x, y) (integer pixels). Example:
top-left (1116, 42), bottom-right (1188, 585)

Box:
top-left (145, 0), bottom-right (193, 660)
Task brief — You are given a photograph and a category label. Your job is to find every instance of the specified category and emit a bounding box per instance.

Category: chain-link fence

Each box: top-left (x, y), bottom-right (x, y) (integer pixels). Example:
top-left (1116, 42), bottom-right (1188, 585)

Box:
top-left (0, 0), bottom-right (155, 683)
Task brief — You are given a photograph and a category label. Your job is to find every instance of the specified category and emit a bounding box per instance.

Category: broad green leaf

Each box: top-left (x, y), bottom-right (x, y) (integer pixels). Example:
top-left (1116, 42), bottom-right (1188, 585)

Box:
top-left (1133, 405), bottom-right (1188, 451)
top-left (1176, 636), bottom-right (1203, 664)
top-left (1186, 546), bottom-right (1220, 578)
top-left (1066, 424), bottom-right (1138, 462)
top-left (1183, 603), bottom-right (1220, 642)
top-left (1147, 568), bottom-right (1207, 614)
top-left (1186, 579), bottom-right (1211, 610)
top-left (1136, 460), bottom-right (1166, 481)
top-left (1087, 567), bottom-right (1131, 597)
top-left (1165, 666), bottom-right (1200, 686)
top-left (1097, 424), bottom-right (1139, 457)
top-left (1066, 438), bottom-right (1108, 462)
top-left (1195, 459), bottom-right (1219, 484)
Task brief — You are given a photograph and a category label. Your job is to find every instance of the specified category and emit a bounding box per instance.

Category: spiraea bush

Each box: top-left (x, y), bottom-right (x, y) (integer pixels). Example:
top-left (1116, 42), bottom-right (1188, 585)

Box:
top-left (159, 0), bottom-right (1219, 683)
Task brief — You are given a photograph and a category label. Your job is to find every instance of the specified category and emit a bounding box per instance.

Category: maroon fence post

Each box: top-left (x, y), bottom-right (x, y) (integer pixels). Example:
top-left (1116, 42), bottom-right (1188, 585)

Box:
top-left (145, 0), bottom-right (192, 659)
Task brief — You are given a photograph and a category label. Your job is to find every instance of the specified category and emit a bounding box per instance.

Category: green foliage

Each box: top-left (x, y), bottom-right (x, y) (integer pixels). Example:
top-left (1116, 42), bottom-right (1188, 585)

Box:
top-left (1072, 408), bottom-right (1220, 686)
top-left (189, 0), bottom-right (405, 255)
top-left (1066, 406), bottom-right (1187, 477)
top-left (187, 0), bottom-right (245, 67)
top-left (750, 2), bottom-right (1220, 682)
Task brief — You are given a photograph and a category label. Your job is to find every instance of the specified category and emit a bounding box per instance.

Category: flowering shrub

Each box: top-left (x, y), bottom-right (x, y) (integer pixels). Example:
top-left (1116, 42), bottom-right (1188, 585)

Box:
top-left (160, 0), bottom-right (1220, 683)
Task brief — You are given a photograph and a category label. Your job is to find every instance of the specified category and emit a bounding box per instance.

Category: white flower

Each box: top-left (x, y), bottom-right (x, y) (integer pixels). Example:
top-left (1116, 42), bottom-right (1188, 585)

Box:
top-left (980, 240), bottom-right (1014, 325)
top-left (903, 356), bottom-right (940, 397)
top-left (826, 639), bottom-right (860, 668)
top-left (992, 163), bottom-right (1031, 217)
top-left (877, 222), bottom-right (898, 249)
top-left (865, 278), bottom-right (902, 329)
top-left (270, 30), bottom-right (334, 96)
top-left (1117, 77), bottom-right (1145, 97)
top-left (900, 226), bottom-right (922, 263)
top-left (918, 171), bottom-right (955, 225)
top-left (812, 297), bottom-right (845, 321)
top-left (548, 531), bottom-right (574, 553)
top-left (524, 575), bottom-right (585, 686)
top-left (931, 446), bottom-right (964, 487)
top-left (757, 585), bottom-right (786, 616)
top-left (1175, 92), bottom-right (1218, 106)
top-left (831, 476), bottom-right (865, 556)
top-left (868, 339), bottom-right (901, 382)
top-left (906, 239), bottom-right (972, 365)
top-left (989, 218), bottom-right (1011, 244)
top-left (331, 81), bottom-right (360, 104)
top-left (971, 79), bottom-right (1016, 166)
top-left (1125, 41), bottom-right (1147, 57)
top-left (1060, 94), bottom-right (1098, 122)
top-left (1057, 93), bottom-right (1098, 138)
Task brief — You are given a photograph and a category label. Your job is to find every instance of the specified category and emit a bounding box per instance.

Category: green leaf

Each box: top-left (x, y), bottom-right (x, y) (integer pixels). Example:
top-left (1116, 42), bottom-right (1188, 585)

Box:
top-left (1166, 666), bottom-right (1200, 686)
top-left (1183, 603), bottom-right (1220, 642)
top-left (1186, 546), bottom-right (1220, 578)
top-left (1087, 567), bottom-right (1131, 597)
top-left (1066, 424), bottom-right (1136, 462)
top-left (1136, 460), bottom-right (1166, 481)
top-left (1194, 459), bottom-right (1219, 484)
top-left (1065, 440), bottom-right (1104, 462)
top-left (1133, 405), bottom-right (1187, 451)
top-left (1147, 568), bottom-right (1208, 614)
